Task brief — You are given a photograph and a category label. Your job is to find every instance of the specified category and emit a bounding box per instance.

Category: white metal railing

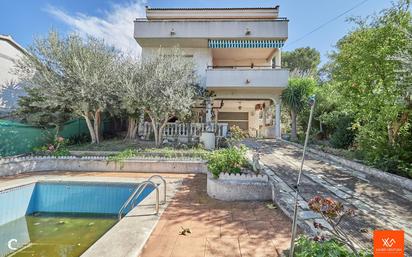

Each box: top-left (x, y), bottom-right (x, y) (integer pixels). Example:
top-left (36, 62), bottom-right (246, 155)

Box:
top-left (139, 122), bottom-right (228, 140)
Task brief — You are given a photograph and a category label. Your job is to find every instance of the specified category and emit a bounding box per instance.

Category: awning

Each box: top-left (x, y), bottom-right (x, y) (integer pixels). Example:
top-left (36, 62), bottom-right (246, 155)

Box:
top-left (208, 39), bottom-right (285, 48)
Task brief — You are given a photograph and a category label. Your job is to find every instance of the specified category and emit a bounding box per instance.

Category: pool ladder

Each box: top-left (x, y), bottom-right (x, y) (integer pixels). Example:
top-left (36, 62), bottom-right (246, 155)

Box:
top-left (118, 175), bottom-right (167, 220)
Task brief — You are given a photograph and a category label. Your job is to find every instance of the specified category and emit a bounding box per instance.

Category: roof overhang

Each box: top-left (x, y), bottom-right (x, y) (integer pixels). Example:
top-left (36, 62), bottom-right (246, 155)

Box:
top-left (145, 6), bottom-right (280, 20)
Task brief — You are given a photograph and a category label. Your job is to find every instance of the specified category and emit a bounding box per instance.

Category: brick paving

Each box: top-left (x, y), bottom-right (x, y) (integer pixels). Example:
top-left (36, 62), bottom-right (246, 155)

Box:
top-left (140, 174), bottom-right (292, 257)
top-left (244, 139), bottom-right (412, 255)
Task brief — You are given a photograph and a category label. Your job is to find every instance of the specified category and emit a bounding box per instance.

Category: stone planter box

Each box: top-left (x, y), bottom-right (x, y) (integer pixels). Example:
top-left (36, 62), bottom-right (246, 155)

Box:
top-left (207, 172), bottom-right (272, 201)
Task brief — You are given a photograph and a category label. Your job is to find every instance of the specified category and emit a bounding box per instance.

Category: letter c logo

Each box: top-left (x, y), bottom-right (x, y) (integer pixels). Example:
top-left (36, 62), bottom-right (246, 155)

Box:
top-left (8, 239), bottom-right (18, 250)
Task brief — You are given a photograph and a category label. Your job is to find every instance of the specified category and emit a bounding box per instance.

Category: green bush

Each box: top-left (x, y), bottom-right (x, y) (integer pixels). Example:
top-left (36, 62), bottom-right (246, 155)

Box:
top-left (33, 136), bottom-right (70, 157)
top-left (207, 145), bottom-right (247, 178)
top-left (294, 236), bottom-right (372, 257)
top-left (329, 115), bottom-right (355, 149)
top-left (228, 125), bottom-right (249, 142)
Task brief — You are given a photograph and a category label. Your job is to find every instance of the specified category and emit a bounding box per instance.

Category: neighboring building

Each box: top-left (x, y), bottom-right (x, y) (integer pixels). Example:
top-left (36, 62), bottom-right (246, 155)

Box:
top-left (0, 35), bottom-right (27, 117)
top-left (134, 6), bottom-right (288, 138)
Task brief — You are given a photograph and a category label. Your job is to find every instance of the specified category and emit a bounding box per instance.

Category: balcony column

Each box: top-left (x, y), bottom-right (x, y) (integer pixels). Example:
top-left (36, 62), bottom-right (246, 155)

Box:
top-left (274, 100), bottom-right (281, 139)
top-left (274, 49), bottom-right (281, 69)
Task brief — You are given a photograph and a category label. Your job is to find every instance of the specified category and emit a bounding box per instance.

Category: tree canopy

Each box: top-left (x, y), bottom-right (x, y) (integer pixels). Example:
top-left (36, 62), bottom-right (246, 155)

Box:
top-left (328, 0), bottom-right (411, 174)
top-left (137, 48), bottom-right (200, 145)
top-left (281, 47), bottom-right (321, 76)
top-left (15, 31), bottom-right (121, 143)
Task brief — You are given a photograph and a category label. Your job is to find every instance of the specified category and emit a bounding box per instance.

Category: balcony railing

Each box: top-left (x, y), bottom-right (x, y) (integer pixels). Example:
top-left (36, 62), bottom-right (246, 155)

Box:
top-left (134, 19), bottom-right (288, 41)
top-left (205, 68), bottom-right (289, 88)
top-left (139, 122), bottom-right (228, 140)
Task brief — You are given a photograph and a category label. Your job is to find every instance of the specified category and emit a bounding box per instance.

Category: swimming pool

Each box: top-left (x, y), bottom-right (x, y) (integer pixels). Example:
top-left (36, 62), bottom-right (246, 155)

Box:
top-left (0, 181), bottom-right (154, 257)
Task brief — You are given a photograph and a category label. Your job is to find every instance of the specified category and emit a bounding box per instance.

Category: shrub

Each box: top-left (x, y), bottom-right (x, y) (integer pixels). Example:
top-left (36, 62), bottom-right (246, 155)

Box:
top-left (33, 136), bottom-right (70, 157)
top-left (329, 115), bottom-right (355, 149)
top-left (293, 236), bottom-right (372, 257)
top-left (228, 125), bottom-right (249, 142)
top-left (108, 149), bottom-right (138, 167)
top-left (207, 145), bottom-right (247, 178)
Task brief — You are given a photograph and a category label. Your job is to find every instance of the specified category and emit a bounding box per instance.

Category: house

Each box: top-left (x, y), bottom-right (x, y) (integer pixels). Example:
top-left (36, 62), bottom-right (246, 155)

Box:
top-left (134, 6), bottom-right (288, 138)
top-left (0, 35), bottom-right (27, 117)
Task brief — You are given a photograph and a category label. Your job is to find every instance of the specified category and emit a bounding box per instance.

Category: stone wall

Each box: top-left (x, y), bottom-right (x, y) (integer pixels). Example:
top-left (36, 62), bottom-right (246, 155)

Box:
top-left (0, 156), bottom-right (208, 177)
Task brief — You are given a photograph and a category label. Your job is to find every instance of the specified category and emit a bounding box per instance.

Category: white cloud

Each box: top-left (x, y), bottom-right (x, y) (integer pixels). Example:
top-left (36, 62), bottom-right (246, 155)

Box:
top-left (45, 1), bottom-right (146, 56)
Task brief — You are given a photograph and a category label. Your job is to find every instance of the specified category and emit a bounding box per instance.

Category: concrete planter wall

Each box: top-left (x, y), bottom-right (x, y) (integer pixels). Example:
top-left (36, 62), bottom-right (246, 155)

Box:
top-left (0, 156), bottom-right (208, 177)
top-left (207, 172), bottom-right (271, 201)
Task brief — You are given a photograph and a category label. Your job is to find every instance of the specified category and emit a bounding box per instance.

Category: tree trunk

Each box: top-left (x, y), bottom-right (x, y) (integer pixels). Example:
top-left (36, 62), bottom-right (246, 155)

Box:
top-left (290, 110), bottom-right (298, 141)
top-left (148, 117), bottom-right (159, 146)
top-left (83, 114), bottom-right (97, 144)
top-left (93, 110), bottom-right (101, 144)
top-left (148, 112), bottom-right (170, 146)
top-left (125, 117), bottom-right (138, 140)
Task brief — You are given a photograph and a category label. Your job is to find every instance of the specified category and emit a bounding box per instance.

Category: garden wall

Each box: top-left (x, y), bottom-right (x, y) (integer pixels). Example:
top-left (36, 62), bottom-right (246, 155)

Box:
top-left (0, 156), bottom-right (208, 177)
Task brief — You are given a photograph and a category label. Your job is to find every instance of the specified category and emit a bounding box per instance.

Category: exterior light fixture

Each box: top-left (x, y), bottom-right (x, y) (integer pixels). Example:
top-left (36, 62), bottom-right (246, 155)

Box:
top-left (238, 101), bottom-right (242, 110)
top-left (245, 28), bottom-right (251, 35)
top-left (246, 79), bottom-right (250, 84)
top-left (170, 29), bottom-right (175, 36)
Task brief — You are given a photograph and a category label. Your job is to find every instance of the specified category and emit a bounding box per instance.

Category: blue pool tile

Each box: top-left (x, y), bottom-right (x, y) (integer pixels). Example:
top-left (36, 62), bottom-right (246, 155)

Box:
top-left (0, 181), bottom-right (154, 226)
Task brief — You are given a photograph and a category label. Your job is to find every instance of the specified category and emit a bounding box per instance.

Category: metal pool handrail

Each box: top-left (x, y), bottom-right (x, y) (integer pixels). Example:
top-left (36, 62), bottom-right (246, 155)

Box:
top-left (131, 175), bottom-right (167, 208)
top-left (118, 180), bottom-right (159, 220)
top-left (148, 175), bottom-right (166, 204)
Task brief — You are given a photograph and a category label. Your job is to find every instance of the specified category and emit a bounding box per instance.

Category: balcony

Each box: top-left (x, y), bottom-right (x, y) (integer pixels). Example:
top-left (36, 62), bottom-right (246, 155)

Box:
top-left (205, 68), bottom-right (289, 88)
top-left (134, 19), bottom-right (288, 47)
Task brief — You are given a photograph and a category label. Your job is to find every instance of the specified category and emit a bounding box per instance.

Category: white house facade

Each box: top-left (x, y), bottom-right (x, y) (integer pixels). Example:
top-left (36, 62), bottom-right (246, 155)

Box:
top-left (134, 6), bottom-right (289, 138)
top-left (0, 35), bottom-right (27, 117)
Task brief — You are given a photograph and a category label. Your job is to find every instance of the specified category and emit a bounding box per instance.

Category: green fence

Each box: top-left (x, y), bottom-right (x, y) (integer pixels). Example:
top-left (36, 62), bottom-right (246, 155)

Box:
top-left (0, 119), bottom-right (90, 157)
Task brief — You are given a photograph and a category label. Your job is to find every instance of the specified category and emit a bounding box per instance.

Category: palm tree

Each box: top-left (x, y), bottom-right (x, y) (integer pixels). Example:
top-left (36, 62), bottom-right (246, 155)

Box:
top-left (281, 77), bottom-right (316, 140)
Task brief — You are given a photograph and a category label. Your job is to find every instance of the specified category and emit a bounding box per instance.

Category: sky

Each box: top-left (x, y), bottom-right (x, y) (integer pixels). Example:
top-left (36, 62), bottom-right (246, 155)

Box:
top-left (0, 0), bottom-right (396, 64)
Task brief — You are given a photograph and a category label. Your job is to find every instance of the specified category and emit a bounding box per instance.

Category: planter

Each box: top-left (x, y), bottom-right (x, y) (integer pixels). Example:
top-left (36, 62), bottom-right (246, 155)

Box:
top-left (206, 172), bottom-right (272, 201)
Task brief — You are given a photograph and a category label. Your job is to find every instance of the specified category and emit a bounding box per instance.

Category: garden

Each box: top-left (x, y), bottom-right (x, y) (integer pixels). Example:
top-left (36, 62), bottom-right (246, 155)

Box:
top-left (279, 1), bottom-right (412, 179)
top-left (0, 1), bottom-right (410, 256)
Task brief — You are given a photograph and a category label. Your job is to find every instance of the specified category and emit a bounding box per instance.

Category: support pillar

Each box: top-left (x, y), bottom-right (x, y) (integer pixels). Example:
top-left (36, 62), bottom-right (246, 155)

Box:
top-left (274, 49), bottom-right (281, 69)
top-left (275, 101), bottom-right (281, 139)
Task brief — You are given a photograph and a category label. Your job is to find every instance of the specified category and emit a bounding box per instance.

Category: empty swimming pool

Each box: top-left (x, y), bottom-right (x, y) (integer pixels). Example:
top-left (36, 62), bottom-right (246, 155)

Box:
top-left (0, 181), bottom-right (154, 257)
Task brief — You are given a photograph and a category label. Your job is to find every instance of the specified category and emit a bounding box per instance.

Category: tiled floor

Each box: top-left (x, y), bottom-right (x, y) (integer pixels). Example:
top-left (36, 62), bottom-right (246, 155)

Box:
top-left (140, 174), bottom-right (292, 257)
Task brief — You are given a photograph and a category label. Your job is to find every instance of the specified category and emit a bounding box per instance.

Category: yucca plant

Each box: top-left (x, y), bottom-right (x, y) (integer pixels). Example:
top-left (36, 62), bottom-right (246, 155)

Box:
top-left (281, 77), bottom-right (316, 140)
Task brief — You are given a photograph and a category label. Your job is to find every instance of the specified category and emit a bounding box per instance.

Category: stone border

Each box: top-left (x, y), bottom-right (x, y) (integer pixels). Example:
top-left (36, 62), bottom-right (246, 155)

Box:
top-left (0, 156), bottom-right (207, 177)
top-left (262, 165), bottom-right (325, 237)
top-left (281, 139), bottom-right (412, 191)
top-left (207, 172), bottom-right (272, 201)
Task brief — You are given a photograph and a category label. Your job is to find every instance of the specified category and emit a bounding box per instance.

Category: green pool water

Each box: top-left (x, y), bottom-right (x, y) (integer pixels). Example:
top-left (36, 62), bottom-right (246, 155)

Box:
top-left (7, 214), bottom-right (117, 257)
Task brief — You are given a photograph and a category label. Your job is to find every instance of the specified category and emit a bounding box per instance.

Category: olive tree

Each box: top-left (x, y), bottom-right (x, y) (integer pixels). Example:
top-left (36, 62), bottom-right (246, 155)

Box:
top-left (138, 48), bottom-right (199, 146)
top-left (116, 56), bottom-right (144, 140)
top-left (15, 31), bottom-right (119, 144)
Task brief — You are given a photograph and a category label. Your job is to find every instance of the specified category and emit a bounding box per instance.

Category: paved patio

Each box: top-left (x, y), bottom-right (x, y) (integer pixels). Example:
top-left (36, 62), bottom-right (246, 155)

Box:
top-left (244, 139), bottom-right (412, 255)
top-left (140, 174), bottom-right (292, 257)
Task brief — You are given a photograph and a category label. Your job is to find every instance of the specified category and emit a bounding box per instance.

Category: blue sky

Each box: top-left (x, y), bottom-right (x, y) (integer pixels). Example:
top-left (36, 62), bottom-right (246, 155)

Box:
top-left (0, 0), bottom-right (395, 63)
